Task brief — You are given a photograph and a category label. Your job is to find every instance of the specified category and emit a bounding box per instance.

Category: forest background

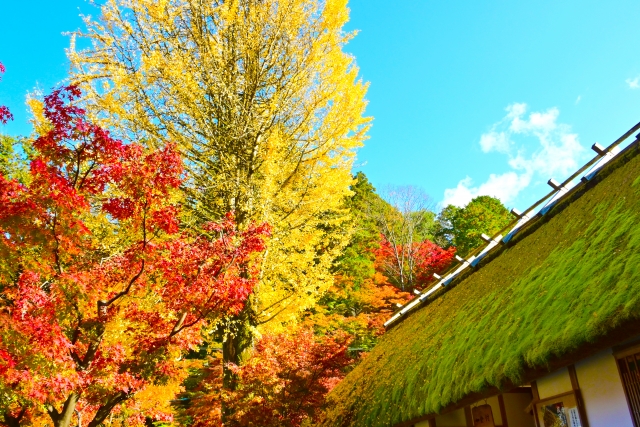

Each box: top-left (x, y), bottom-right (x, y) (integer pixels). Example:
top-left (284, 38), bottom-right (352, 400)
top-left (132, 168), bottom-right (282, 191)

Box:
top-left (0, 1), bottom-right (548, 426)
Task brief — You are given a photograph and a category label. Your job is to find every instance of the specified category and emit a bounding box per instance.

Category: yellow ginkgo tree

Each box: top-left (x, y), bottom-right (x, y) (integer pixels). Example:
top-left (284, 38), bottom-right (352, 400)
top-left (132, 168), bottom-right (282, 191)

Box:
top-left (69, 0), bottom-right (370, 374)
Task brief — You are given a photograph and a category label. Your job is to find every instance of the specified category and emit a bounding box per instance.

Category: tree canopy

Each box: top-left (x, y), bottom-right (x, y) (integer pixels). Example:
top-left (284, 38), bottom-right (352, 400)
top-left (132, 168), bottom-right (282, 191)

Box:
top-left (69, 0), bottom-right (371, 374)
top-left (0, 86), bottom-right (269, 427)
top-left (435, 195), bottom-right (513, 257)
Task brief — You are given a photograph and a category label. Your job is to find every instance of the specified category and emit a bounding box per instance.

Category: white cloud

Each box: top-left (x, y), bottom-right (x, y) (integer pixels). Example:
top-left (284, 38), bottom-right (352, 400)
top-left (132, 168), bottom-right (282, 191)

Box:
top-left (507, 131), bottom-right (584, 179)
top-left (506, 103), bottom-right (527, 118)
top-left (510, 107), bottom-right (559, 134)
top-left (442, 103), bottom-right (586, 208)
top-left (626, 76), bottom-right (640, 89)
top-left (442, 172), bottom-right (530, 208)
top-left (479, 131), bottom-right (511, 153)
top-left (575, 95), bottom-right (581, 105)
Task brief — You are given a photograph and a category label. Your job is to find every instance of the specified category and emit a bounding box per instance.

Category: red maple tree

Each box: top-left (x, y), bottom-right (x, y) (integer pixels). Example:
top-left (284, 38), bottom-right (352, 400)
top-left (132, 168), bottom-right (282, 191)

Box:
top-left (182, 328), bottom-right (353, 427)
top-left (412, 240), bottom-right (456, 288)
top-left (0, 85), bottom-right (270, 427)
top-left (374, 236), bottom-right (455, 290)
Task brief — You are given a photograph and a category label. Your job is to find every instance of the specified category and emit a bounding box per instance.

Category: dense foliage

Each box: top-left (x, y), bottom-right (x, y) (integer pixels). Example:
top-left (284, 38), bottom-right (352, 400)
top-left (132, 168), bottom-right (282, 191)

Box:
top-left (176, 329), bottom-right (352, 427)
top-left (306, 174), bottom-right (456, 353)
top-left (69, 0), bottom-right (371, 375)
top-left (435, 195), bottom-right (513, 256)
top-left (0, 85), bottom-right (269, 427)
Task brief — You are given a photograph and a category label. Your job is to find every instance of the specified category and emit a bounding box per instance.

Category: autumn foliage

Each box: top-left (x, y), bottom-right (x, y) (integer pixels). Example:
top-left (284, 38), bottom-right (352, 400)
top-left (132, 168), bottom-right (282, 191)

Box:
top-left (0, 28), bottom-right (512, 424)
top-left (375, 237), bottom-right (456, 290)
top-left (0, 85), bottom-right (269, 427)
top-left (180, 329), bottom-right (353, 427)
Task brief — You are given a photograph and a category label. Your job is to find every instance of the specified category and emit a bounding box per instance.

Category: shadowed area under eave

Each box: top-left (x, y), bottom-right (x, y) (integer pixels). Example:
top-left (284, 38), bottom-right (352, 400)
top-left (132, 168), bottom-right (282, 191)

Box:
top-left (322, 143), bottom-right (640, 427)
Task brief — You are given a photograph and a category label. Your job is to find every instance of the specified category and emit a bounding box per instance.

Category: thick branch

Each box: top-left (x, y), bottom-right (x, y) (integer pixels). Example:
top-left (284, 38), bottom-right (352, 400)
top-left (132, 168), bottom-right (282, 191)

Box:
top-left (79, 338), bottom-right (102, 370)
top-left (87, 392), bottom-right (129, 427)
top-left (46, 392), bottom-right (80, 427)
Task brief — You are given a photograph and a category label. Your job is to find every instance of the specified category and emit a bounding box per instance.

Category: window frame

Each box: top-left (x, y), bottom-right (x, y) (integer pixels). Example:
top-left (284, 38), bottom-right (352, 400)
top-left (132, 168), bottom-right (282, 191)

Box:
top-left (614, 342), bottom-right (640, 427)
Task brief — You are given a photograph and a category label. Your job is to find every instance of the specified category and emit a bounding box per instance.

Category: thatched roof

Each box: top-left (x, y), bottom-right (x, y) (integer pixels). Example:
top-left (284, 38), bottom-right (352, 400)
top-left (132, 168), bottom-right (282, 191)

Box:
top-left (322, 131), bottom-right (640, 427)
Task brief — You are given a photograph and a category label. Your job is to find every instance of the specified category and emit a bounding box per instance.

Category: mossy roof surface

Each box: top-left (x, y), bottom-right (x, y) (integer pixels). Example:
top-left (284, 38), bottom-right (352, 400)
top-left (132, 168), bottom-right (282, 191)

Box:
top-left (323, 146), bottom-right (640, 427)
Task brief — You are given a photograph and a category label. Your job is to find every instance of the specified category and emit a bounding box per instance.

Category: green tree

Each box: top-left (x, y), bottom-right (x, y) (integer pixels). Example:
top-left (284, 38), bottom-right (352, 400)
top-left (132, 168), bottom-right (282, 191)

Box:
top-left (308, 172), bottom-right (410, 352)
top-left (435, 195), bottom-right (513, 257)
top-left (335, 172), bottom-right (383, 286)
top-left (0, 135), bottom-right (30, 183)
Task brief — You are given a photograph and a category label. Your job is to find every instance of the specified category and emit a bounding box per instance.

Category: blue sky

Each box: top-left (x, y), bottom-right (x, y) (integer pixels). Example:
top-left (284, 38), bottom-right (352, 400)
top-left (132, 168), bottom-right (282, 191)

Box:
top-left (1, 0), bottom-right (640, 211)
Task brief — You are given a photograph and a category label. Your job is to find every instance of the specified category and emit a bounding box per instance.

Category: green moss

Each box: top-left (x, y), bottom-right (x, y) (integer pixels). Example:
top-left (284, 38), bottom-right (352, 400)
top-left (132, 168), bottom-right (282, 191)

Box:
top-left (323, 148), bottom-right (640, 427)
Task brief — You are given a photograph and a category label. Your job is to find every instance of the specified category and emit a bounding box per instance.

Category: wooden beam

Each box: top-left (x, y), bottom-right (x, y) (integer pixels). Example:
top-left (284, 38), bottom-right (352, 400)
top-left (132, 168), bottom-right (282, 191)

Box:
top-left (531, 381), bottom-right (539, 401)
top-left (568, 364), bottom-right (579, 390)
top-left (531, 381), bottom-right (540, 427)
top-left (568, 364), bottom-right (590, 427)
top-left (498, 394), bottom-right (509, 427)
top-left (465, 406), bottom-right (473, 427)
top-left (507, 386), bottom-right (534, 393)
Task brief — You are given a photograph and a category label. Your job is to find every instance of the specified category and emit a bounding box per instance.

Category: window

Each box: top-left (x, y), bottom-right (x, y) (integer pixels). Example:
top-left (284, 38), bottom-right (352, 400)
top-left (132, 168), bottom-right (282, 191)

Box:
top-left (618, 350), bottom-right (640, 427)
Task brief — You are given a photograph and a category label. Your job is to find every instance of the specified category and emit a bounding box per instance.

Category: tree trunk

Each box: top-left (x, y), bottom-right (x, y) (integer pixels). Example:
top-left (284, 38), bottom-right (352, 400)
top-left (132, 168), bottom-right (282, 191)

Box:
top-left (47, 392), bottom-right (80, 427)
top-left (222, 243), bottom-right (256, 391)
top-left (221, 298), bottom-right (257, 422)
top-left (222, 302), bottom-right (256, 389)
